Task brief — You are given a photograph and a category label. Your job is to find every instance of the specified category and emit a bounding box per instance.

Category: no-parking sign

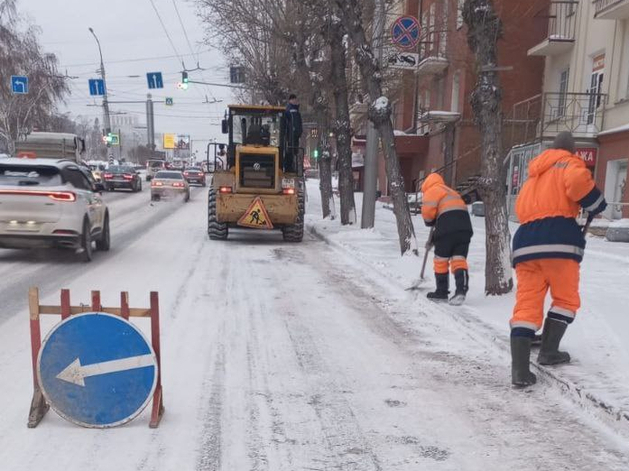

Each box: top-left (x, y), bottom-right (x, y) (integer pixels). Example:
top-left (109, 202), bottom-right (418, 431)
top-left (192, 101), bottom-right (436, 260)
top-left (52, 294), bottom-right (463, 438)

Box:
top-left (391, 16), bottom-right (421, 50)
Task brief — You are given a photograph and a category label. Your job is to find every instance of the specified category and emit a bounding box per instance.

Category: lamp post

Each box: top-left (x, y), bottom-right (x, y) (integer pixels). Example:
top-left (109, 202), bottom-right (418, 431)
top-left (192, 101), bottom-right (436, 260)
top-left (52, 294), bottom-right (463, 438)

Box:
top-left (88, 27), bottom-right (112, 136)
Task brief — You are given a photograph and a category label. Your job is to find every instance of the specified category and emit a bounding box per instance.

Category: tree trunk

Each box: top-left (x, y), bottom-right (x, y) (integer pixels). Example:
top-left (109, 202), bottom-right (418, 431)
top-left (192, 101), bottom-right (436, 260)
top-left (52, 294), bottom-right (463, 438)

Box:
top-left (463, 0), bottom-right (513, 295)
top-left (329, 19), bottom-right (356, 225)
top-left (335, 0), bottom-right (417, 254)
top-left (319, 145), bottom-right (335, 220)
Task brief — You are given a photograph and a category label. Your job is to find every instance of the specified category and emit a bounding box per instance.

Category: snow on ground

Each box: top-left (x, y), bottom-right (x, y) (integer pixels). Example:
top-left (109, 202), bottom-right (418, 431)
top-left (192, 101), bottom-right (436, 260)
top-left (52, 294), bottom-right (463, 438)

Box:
top-left (0, 184), bottom-right (628, 469)
top-left (306, 178), bottom-right (629, 439)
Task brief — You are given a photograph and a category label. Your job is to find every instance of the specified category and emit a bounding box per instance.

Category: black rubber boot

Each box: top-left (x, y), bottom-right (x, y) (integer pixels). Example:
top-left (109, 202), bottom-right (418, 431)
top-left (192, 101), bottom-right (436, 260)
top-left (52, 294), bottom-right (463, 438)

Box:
top-left (449, 269), bottom-right (469, 306)
top-left (537, 318), bottom-right (571, 365)
top-left (511, 336), bottom-right (537, 387)
top-left (427, 273), bottom-right (449, 301)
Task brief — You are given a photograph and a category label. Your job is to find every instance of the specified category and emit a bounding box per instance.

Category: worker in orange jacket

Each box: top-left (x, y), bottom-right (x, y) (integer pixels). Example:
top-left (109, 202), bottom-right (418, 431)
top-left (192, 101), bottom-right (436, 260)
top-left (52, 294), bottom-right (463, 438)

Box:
top-left (510, 132), bottom-right (607, 387)
top-left (421, 173), bottom-right (473, 305)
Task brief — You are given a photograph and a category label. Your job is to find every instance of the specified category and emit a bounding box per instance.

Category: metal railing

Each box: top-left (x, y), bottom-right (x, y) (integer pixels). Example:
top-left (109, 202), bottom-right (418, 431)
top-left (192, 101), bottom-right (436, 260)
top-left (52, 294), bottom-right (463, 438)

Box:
top-left (595, 0), bottom-right (627, 16)
top-left (535, 1), bottom-right (579, 41)
top-left (541, 92), bottom-right (607, 136)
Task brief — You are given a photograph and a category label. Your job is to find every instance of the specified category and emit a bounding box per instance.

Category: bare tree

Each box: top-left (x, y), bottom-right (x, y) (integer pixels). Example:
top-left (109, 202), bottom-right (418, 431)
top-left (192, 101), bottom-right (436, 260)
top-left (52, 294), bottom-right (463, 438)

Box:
top-left (0, 0), bottom-right (69, 153)
top-left (334, 0), bottom-right (417, 254)
top-left (463, 0), bottom-right (513, 295)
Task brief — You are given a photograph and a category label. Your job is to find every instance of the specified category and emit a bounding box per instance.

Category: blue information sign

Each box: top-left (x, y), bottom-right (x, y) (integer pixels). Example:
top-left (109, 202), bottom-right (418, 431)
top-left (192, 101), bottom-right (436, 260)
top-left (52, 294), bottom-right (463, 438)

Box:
top-left (11, 75), bottom-right (28, 94)
top-left (391, 16), bottom-right (421, 50)
top-left (147, 72), bottom-right (164, 89)
top-left (88, 79), bottom-right (105, 96)
top-left (37, 312), bottom-right (158, 428)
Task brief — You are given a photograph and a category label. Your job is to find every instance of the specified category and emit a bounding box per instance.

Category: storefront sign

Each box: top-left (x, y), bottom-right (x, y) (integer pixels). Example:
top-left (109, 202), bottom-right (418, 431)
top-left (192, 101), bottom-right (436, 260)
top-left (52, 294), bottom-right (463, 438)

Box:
top-left (576, 147), bottom-right (597, 168)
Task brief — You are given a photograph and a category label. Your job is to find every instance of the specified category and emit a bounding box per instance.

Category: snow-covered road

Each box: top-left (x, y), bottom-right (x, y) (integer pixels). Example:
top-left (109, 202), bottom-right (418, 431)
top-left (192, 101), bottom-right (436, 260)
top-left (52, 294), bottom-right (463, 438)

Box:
top-left (0, 188), bottom-right (627, 470)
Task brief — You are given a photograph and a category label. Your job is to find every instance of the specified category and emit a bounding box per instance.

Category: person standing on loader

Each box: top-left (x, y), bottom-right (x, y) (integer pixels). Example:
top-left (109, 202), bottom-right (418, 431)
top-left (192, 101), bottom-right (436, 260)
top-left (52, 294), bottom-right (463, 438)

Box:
top-left (510, 131), bottom-right (607, 387)
top-left (421, 173), bottom-right (473, 305)
top-left (284, 94), bottom-right (303, 173)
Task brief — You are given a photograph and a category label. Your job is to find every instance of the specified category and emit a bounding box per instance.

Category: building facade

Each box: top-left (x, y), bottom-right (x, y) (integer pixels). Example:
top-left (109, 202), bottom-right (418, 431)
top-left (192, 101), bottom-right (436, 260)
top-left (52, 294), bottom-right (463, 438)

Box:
top-left (509, 0), bottom-right (629, 219)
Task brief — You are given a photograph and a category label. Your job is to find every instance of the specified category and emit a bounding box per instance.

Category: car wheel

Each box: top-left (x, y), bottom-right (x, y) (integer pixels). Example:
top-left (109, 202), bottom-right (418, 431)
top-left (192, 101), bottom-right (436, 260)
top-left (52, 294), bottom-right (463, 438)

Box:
top-left (151, 194), bottom-right (159, 202)
top-left (79, 218), bottom-right (93, 262)
top-left (185, 192), bottom-right (190, 202)
top-left (96, 213), bottom-right (110, 251)
top-left (138, 181), bottom-right (142, 192)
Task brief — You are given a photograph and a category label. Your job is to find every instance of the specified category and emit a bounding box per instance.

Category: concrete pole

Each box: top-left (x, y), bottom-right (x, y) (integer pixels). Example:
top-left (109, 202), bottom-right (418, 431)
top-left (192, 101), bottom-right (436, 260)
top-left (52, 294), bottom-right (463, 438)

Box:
top-left (361, 0), bottom-right (386, 229)
top-left (146, 94), bottom-right (155, 151)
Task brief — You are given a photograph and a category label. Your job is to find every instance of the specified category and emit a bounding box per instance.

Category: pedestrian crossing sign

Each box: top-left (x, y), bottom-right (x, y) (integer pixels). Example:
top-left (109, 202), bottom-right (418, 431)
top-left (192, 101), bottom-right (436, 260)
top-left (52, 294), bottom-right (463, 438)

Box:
top-left (238, 197), bottom-right (273, 229)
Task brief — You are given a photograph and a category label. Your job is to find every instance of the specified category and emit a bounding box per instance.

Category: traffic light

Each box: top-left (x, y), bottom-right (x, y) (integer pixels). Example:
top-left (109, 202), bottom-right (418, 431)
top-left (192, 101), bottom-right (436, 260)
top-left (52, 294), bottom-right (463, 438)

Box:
top-left (178, 71), bottom-right (189, 90)
top-left (313, 148), bottom-right (319, 160)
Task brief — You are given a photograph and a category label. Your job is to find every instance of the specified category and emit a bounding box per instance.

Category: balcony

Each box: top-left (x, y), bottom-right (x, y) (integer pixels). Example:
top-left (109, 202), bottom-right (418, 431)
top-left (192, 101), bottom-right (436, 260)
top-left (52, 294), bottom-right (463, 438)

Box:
top-left (541, 92), bottom-right (607, 138)
top-left (528, 1), bottom-right (578, 57)
top-left (416, 56), bottom-right (449, 77)
top-left (595, 0), bottom-right (629, 20)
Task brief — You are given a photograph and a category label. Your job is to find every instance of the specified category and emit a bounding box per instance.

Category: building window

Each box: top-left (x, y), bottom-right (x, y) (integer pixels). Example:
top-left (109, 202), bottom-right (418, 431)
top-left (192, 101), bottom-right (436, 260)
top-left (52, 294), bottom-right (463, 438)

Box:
top-left (429, 3), bottom-right (436, 54)
top-left (421, 12), bottom-right (428, 58)
top-left (457, 0), bottom-right (464, 29)
top-left (557, 68), bottom-right (569, 117)
top-left (451, 72), bottom-right (460, 112)
top-left (587, 73), bottom-right (604, 124)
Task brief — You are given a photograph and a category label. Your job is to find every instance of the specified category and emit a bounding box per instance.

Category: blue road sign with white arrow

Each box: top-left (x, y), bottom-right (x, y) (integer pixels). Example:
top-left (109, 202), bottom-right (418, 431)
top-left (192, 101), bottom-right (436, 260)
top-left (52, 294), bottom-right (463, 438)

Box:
top-left (37, 312), bottom-right (158, 428)
top-left (11, 75), bottom-right (28, 94)
top-left (146, 72), bottom-right (163, 89)
top-left (88, 79), bottom-right (105, 96)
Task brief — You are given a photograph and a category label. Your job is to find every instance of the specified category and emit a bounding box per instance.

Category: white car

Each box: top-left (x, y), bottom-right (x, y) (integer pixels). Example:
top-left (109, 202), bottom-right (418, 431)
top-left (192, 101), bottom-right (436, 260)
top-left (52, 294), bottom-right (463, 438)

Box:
top-left (0, 158), bottom-right (110, 262)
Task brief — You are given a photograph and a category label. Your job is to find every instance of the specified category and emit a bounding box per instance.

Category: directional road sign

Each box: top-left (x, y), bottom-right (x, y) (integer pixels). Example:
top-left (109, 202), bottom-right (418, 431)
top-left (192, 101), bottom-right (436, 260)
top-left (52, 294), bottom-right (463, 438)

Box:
top-left (147, 72), bottom-right (164, 89)
top-left (88, 79), bottom-right (105, 96)
top-left (11, 75), bottom-right (28, 94)
top-left (391, 16), bottom-right (421, 50)
top-left (37, 312), bottom-right (158, 428)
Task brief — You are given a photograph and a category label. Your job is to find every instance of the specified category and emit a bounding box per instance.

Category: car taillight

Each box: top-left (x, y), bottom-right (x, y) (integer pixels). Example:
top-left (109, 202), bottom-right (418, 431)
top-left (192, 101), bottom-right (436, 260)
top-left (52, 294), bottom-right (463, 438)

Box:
top-left (282, 188), bottom-right (296, 196)
top-left (172, 182), bottom-right (185, 188)
top-left (0, 189), bottom-right (76, 202)
top-left (219, 186), bottom-right (232, 194)
top-left (103, 173), bottom-right (113, 179)
top-left (123, 174), bottom-right (133, 180)
top-left (151, 181), bottom-right (164, 187)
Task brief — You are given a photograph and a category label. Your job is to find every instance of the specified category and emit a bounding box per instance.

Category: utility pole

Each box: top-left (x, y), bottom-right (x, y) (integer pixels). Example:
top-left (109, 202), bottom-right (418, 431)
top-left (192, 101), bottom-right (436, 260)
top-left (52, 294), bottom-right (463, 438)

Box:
top-left (146, 94), bottom-right (155, 151)
top-left (361, 0), bottom-right (385, 229)
top-left (88, 28), bottom-right (111, 135)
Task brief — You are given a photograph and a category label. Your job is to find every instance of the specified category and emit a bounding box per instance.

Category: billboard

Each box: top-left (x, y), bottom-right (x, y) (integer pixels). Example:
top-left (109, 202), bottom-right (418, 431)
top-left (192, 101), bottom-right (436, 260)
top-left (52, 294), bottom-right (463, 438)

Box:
top-left (175, 134), bottom-right (190, 150)
top-left (163, 133), bottom-right (176, 149)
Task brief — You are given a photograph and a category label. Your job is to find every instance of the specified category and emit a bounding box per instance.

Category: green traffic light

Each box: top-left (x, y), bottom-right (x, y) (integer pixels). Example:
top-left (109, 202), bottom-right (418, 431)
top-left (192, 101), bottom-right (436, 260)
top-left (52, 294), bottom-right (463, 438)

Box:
top-left (313, 149), bottom-right (319, 159)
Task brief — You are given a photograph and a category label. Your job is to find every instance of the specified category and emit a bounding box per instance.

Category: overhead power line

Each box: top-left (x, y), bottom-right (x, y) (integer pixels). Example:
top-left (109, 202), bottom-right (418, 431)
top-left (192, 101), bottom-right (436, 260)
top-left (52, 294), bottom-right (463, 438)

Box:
top-left (148, 0), bottom-right (185, 67)
top-left (62, 50), bottom-right (215, 68)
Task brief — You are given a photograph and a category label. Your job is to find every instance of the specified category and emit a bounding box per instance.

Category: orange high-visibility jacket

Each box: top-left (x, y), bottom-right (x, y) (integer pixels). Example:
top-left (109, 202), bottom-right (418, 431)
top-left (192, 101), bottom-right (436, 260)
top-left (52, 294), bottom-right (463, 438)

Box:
top-left (421, 173), bottom-right (472, 239)
top-left (512, 149), bottom-right (606, 266)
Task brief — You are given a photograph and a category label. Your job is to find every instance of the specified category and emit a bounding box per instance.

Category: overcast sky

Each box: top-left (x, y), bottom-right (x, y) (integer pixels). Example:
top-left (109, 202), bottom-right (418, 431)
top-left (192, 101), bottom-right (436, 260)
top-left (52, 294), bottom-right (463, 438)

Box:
top-left (19, 0), bottom-right (233, 157)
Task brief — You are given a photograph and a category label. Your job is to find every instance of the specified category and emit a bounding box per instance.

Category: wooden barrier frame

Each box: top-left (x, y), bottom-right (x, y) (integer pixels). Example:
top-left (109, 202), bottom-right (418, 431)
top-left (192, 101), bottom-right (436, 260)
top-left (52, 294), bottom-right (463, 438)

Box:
top-left (27, 287), bottom-right (165, 428)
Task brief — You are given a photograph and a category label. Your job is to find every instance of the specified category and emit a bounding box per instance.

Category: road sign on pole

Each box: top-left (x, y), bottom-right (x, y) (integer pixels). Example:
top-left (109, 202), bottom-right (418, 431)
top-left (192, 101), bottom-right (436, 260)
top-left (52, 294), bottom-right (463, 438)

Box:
top-left (391, 16), bottom-right (421, 50)
top-left (146, 72), bottom-right (164, 89)
top-left (11, 75), bottom-right (28, 94)
top-left (165, 97), bottom-right (174, 106)
top-left (37, 312), bottom-right (158, 428)
top-left (387, 52), bottom-right (420, 70)
top-left (88, 79), bottom-right (105, 96)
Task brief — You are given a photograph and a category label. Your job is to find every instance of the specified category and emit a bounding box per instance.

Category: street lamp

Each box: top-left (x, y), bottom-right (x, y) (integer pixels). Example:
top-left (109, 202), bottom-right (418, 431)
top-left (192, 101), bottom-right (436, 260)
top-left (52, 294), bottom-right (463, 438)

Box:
top-left (88, 27), bottom-right (112, 135)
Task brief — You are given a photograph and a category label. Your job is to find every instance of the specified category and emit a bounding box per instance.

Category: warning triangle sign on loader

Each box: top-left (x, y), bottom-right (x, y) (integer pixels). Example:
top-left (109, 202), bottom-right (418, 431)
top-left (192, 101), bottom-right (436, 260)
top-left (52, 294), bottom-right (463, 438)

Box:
top-left (238, 197), bottom-right (274, 229)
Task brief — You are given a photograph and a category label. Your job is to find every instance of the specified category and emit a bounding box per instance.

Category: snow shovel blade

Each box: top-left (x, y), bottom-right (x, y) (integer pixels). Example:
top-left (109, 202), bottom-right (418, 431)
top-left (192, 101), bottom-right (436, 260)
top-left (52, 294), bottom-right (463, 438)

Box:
top-left (405, 277), bottom-right (428, 291)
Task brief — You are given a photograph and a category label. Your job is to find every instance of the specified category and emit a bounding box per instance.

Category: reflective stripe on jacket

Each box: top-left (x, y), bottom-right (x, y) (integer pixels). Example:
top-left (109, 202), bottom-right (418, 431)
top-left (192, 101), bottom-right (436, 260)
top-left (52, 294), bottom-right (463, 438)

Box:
top-left (512, 149), bottom-right (607, 266)
top-left (421, 173), bottom-right (472, 239)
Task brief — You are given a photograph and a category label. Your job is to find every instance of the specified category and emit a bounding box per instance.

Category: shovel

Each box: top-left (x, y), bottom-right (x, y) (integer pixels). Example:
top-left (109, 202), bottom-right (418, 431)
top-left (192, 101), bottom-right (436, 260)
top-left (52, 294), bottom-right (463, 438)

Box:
top-left (406, 227), bottom-right (435, 291)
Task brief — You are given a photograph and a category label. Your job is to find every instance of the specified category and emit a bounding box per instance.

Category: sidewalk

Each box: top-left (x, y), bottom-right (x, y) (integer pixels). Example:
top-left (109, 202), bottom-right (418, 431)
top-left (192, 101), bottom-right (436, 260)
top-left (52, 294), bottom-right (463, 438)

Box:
top-left (305, 179), bottom-right (629, 437)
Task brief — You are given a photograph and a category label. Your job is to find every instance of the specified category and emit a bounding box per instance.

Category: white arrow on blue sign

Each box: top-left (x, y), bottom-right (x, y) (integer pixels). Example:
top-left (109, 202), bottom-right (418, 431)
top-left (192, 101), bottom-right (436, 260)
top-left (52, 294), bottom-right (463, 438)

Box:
top-left (37, 312), bottom-right (158, 428)
top-left (11, 75), bottom-right (28, 95)
top-left (88, 79), bottom-right (105, 96)
top-left (147, 72), bottom-right (164, 89)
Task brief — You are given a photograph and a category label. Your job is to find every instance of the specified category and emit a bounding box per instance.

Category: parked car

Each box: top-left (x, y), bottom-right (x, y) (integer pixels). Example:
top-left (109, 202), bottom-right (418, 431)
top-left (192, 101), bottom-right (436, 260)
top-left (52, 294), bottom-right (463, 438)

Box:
top-left (183, 167), bottom-right (206, 186)
top-left (102, 165), bottom-right (142, 192)
top-left (150, 170), bottom-right (190, 202)
top-left (146, 160), bottom-right (166, 181)
top-left (0, 158), bottom-right (110, 262)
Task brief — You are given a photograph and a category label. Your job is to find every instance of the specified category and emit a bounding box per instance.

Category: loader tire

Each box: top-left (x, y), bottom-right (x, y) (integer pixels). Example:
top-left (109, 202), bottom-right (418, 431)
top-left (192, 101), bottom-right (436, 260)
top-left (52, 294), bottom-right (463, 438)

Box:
top-left (208, 188), bottom-right (228, 240)
top-left (282, 185), bottom-right (304, 243)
